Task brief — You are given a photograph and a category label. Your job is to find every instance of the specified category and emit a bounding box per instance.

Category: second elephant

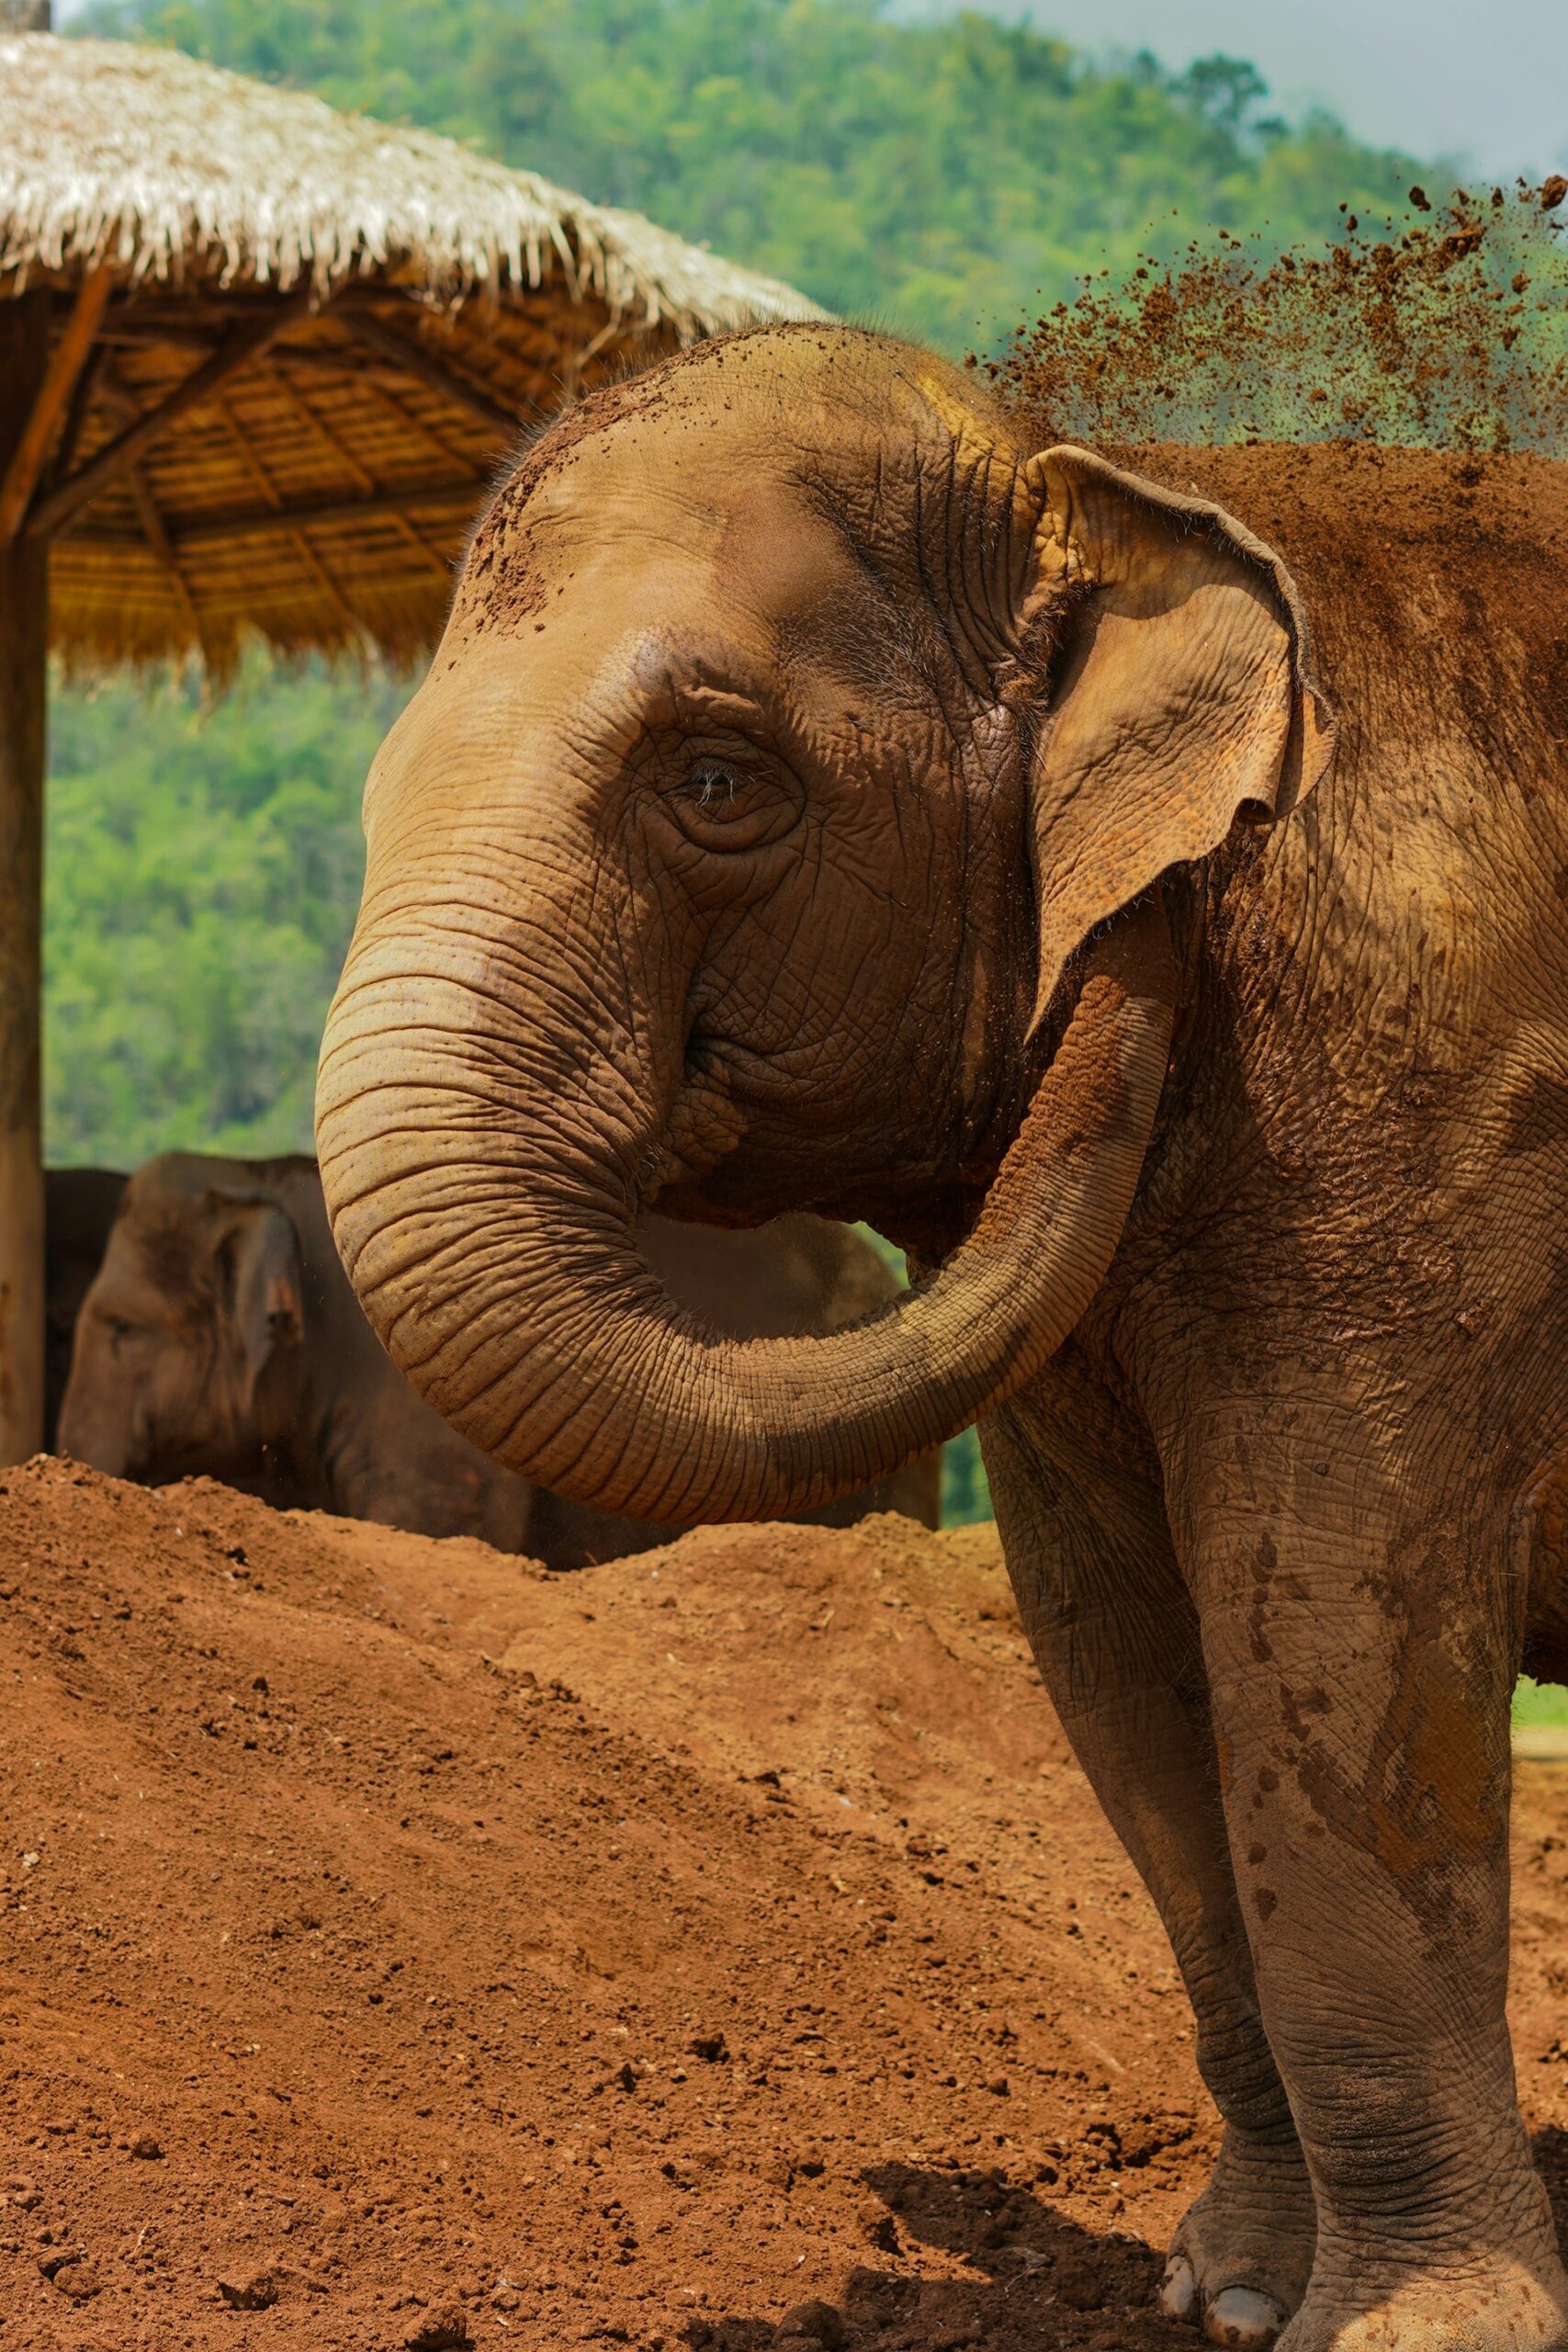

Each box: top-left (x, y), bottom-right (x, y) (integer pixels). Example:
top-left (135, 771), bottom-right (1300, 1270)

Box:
top-left (59, 1152), bottom-right (939, 1564)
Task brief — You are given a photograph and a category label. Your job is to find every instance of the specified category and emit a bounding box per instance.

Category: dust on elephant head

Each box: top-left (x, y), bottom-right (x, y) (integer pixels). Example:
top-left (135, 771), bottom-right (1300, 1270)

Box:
top-left (317, 324), bottom-right (1328, 1526)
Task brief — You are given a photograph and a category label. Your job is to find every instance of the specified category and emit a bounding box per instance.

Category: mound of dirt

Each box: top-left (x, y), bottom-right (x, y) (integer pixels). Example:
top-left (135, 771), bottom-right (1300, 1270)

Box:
top-left (2, 1457), bottom-right (1567, 2350)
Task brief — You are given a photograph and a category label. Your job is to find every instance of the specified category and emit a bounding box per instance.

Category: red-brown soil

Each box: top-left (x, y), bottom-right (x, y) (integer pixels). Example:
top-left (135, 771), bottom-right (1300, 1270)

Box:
top-left (3, 1456), bottom-right (1566, 2350)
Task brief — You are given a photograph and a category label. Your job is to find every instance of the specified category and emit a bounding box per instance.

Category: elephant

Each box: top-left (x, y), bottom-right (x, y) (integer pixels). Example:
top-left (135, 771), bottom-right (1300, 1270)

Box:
top-left (315, 320), bottom-right (1568, 2350)
top-left (58, 1150), bottom-right (939, 1562)
top-left (43, 1165), bottom-right (127, 1451)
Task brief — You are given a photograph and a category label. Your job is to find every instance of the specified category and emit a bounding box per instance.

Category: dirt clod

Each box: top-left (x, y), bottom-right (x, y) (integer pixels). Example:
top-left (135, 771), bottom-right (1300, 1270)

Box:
top-left (217, 2265), bottom-right (281, 2310)
top-left (50, 2259), bottom-right (100, 2301)
top-left (404, 2301), bottom-right (471, 2351)
top-left (775, 2299), bottom-right (845, 2346)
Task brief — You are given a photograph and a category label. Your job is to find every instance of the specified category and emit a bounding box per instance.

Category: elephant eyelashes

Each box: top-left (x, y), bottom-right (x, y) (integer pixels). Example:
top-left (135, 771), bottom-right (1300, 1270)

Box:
top-left (686, 762), bottom-right (739, 809)
top-left (665, 753), bottom-right (806, 853)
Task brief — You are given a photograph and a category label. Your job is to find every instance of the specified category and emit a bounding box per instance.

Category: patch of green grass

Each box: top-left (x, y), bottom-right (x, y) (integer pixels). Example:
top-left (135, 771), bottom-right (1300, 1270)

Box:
top-left (1514, 1677), bottom-right (1568, 1728)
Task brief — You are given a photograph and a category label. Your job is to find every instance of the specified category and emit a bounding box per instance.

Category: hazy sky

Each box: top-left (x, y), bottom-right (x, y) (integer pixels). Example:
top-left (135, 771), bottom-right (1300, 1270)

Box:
top-left (53, 0), bottom-right (1567, 182)
top-left (1003, 0), bottom-right (1565, 180)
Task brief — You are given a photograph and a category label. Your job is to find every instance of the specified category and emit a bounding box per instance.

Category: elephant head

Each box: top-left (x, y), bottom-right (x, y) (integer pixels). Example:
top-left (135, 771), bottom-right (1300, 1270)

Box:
top-left (60, 1154), bottom-right (307, 1487)
top-left (317, 327), bottom-right (1330, 1523)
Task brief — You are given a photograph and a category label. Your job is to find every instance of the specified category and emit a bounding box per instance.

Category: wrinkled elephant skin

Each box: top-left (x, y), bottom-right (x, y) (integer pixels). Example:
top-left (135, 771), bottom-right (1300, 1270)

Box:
top-left (317, 324), bottom-right (1568, 2347)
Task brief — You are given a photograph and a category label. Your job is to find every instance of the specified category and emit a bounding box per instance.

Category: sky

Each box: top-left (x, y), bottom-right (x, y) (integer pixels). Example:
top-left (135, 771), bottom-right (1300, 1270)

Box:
top-left (996, 0), bottom-right (1566, 180)
top-left (51, 0), bottom-right (1566, 183)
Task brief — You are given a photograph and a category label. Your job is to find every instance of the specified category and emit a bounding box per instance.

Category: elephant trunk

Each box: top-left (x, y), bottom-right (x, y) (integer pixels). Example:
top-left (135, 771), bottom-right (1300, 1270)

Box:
top-left (317, 876), bottom-right (1175, 1525)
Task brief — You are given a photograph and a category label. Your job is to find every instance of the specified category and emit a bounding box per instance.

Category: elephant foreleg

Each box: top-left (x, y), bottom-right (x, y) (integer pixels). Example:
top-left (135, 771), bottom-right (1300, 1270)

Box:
top-left (1172, 1393), bottom-right (1568, 2352)
top-left (987, 1364), bottom-right (1314, 2346)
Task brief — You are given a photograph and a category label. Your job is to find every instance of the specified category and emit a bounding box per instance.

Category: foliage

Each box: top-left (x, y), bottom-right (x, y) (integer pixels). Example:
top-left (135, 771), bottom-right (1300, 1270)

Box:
top-left (71, 0), bottom-right (1426, 352)
top-left (45, 656), bottom-right (407, 1167)
top-left (1514, 1677), bottom-right (1568, 1727)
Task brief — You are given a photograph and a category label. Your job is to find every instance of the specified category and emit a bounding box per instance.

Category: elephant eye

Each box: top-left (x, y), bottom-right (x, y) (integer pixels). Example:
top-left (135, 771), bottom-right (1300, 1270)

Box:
top-left (682, 762), bottom-right (739, 810)
top-left (665, 752), bottom-right (804, 853)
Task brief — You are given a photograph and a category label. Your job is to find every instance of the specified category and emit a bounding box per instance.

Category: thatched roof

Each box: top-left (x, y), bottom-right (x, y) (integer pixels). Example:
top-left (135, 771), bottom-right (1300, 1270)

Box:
top-left (0, 31), bottom-right (826, 670)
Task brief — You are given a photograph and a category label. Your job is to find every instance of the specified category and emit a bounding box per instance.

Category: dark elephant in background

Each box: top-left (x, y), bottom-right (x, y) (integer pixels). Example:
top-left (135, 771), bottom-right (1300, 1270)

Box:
top-left (317, 322), bottom-right (1568, 2347)
top-left (59, 1152), bottom-right (939, 1564)
top-left (43, 1165), bottom-right (127, 1449)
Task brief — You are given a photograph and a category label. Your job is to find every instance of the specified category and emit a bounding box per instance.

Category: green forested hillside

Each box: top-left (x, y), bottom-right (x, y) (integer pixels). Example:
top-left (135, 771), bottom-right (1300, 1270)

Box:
top-left (47, 1), bottom-right (1436, 1522)
top-left (46, 660), bottom-right (403, 1168)
top-left (74, 0), bottom-right (1422, 352)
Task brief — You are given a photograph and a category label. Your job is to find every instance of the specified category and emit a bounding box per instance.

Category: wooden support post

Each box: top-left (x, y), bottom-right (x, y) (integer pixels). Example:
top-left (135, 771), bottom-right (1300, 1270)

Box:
top-left (0, 289), bottom-right (50, 1463)
top-left (0, 265), bottom-right (113, 546)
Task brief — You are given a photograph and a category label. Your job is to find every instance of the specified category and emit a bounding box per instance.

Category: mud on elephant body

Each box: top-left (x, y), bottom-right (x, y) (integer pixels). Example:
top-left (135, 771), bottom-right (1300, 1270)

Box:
top-left (58, 1152), bottom-right (937, 1564)
top-left (317, 324), bottom-right (1568, 2349)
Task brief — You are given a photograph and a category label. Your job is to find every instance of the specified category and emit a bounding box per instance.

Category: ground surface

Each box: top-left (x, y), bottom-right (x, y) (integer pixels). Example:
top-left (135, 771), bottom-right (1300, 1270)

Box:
top-left (2, 1458), bottom-right (1567, 2352)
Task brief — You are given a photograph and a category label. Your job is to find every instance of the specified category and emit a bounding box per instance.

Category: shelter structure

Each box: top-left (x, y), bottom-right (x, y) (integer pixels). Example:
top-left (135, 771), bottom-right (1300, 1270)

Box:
top-left (0, 20), bottom-right (821, 1462)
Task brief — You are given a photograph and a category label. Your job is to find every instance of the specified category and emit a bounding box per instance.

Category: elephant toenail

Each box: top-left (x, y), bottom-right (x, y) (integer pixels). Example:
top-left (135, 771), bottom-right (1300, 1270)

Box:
top-left (1159, 2255), bottom-right (1200, 2323)
top-left (1202, 2287), bottom-right (1288, 2350)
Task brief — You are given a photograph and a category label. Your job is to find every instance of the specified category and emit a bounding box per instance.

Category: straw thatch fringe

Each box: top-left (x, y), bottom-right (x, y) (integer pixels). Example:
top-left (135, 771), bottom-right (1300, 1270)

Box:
top-left (0, 33), bottom-right (823, 337)
top-left (1, 32), bottom-right (825, 673)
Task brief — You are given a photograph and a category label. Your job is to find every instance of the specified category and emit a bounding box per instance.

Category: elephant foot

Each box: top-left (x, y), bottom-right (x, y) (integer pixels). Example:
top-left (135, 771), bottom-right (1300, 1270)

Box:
top-left (1159, 2126), bottom-right (1316, 2348)
top-left (1274, 2244), bottom-right (1568, 2350)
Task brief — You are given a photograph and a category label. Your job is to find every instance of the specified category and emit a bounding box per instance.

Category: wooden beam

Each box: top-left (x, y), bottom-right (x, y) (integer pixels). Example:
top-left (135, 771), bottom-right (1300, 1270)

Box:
top-left (127, 461), bottom-right (208, 648)
top-left (268, 361), bottom-right (450, 583)
top-left (47, 339), bottom-right (104, 491)
top-left (101, 280), bottom-right (413, 337)
top-left (62, 475), bottom-right (484, 557)
top-left (27, 287), bottom-right (317, 542)
top-left (0, 288), bottom-right (50, 1463)
top-left (210, 388), bottom-right (365, 639)
top-left (93, 356), bottom-right (208, 646)
top-left (344, 307), bottom-right (521, 440)
top-left (171, 474), bottom-right (483, 547)
top-left (0, 265), bottom-right (113, 546)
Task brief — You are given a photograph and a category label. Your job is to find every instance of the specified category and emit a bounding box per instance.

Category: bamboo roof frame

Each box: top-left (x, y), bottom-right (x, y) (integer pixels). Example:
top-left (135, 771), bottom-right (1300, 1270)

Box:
top-left (0, 29), bottom-right (824, 670)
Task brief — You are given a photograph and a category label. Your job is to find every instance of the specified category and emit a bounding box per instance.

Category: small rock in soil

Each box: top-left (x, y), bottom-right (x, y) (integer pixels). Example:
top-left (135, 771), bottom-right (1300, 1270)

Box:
top-left (129, 2131), bottom-right (164, 2159)
top-left (218, 2265), bottom-right (281, 2310)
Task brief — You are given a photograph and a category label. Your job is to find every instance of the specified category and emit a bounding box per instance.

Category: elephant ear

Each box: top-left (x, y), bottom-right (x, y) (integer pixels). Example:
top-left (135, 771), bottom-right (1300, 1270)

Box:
top-left (1018, 445), bottom-right (1334, 1034)
top-left (208, 1192), bottom-right (306, 1409)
